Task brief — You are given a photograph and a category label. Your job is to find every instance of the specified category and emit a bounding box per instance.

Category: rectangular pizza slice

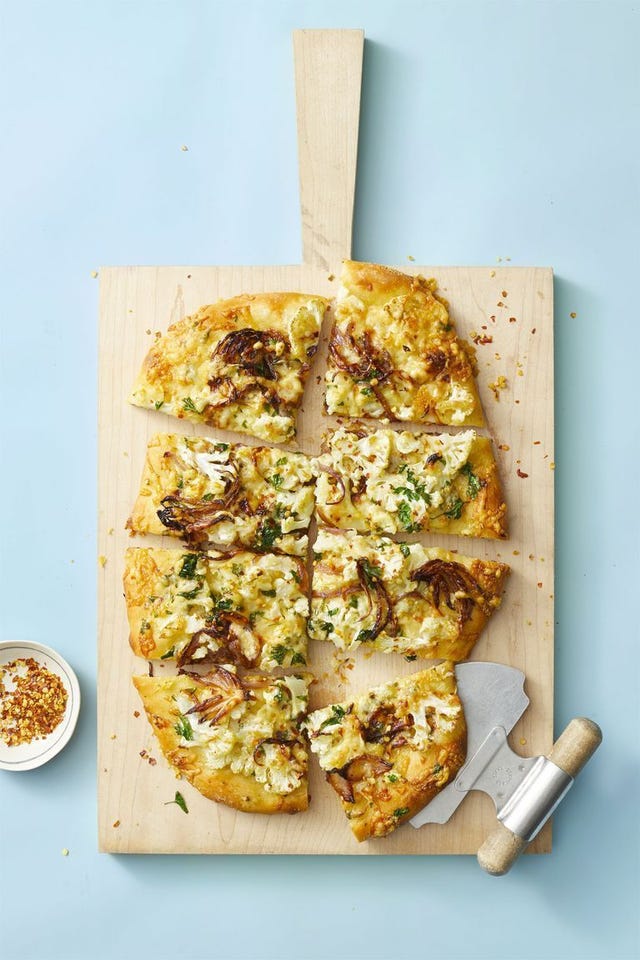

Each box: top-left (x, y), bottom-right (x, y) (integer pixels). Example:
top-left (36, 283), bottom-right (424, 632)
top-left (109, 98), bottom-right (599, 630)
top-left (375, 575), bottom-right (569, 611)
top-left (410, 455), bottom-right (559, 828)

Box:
top-left (309, 527), bottom-right (509, 660)
top-left (315, 425), bottom-right (507, 540)
top-left (133, 668), bottom-right (309, 814)
top-left (304, 661), bottom-right (466, 840)
top-left (127, 433), bottom-right (316, 555)
top-left (129, 293), bottom-right (328, 443)
top-left (325, 260), bottom-right (483, 426)
top-left (124, 547), bottom-right (309, 671)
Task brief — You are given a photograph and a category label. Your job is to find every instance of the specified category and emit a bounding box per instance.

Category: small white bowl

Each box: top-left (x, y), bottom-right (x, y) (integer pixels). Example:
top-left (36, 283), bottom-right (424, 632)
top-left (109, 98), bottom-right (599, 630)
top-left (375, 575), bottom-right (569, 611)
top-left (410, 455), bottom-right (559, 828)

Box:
top-left (0, 641), bottom-right (81, 771)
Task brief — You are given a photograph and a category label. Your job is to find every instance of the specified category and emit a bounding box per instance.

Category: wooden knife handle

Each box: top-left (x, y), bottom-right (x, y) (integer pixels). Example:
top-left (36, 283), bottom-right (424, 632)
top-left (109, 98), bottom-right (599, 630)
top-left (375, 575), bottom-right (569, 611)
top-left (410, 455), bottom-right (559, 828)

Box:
top-left (477, 718), bottom-right (602, 877)
top-left (293, 29), bottom-right (364, 268)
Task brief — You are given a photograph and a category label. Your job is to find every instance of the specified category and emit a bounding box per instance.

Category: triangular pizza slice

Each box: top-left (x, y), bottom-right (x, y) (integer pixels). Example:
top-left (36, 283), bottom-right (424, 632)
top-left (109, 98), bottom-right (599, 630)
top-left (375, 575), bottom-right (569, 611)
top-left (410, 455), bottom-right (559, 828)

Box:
top-left (130, 293), bottom-right (328, 443)
top-left (133, 668), bottom-right (309, 814)
top-left (325, 261), bottom-right (483, 426)
top-left (304, 661), bottom-right (466, 841)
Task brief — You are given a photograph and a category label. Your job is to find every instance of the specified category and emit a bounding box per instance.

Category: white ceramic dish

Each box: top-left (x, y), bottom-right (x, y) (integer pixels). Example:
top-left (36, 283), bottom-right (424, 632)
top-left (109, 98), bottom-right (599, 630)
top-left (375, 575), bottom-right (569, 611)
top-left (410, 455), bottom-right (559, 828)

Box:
top-left (0, 641), bottom-right (81, 771)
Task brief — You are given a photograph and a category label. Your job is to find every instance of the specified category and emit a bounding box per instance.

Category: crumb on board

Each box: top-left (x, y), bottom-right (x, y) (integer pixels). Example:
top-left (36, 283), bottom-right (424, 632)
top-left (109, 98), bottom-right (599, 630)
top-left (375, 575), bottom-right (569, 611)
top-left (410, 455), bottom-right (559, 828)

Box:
top-left (108, 528), bottom-right (114, 535)
top-left (550, 462), bottom-right (556, 470)
top-left (537, 582), bottom-right (543, 588)
top-left (501, 290), bottom-right (508, 298)
top-left (145, 328), bottom-right (152, 335)
top-left (327, 273), bottom-right (335, 281)
top-left (519, 738), bottom-right (527, 746)
top-left (488, 375), bottom-right (508, 400)
top-left (490, 270), bottom-right (496, 278)
top-left (98, 555), bottom-right (107, 568)
top-left (133, 710), bottom-right (140, 718)
top-left (110, 733), bottom-right (117, 740)
top-left (113, 820), bottom-right (120, 829)
top-left (498, 443), bottom-right (510, 451)
top-left (513, 550), bottom-right (520, 556)
top-left (471, 331), bottom-right (493, 345)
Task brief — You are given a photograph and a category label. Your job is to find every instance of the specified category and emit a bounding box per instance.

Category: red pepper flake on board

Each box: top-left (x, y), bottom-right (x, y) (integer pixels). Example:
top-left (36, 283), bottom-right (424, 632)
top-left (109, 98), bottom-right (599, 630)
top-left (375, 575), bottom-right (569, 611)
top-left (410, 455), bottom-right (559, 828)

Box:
top-left (517, 468), bottom-right (529, 478)
top-left (471, 332), bottom-right (494, 345)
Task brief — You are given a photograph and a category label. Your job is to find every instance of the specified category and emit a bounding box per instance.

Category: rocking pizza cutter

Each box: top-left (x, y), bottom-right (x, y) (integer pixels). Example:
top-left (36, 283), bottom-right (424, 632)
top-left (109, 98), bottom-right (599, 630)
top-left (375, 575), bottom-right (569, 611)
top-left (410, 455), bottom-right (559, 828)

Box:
top-left (410, 662), bottom-right (602, 875)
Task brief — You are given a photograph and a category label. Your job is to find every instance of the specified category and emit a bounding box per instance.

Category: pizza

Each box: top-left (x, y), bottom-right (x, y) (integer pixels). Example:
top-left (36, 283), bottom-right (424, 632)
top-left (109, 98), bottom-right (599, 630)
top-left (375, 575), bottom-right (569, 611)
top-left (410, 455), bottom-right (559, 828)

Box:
top-left (309, 527), bottom-right (509, 660)
top-left (325, 261), bottom-right (483, 426)
top-left (315, 425), bottom-right (507, 540)
top-left (124, 547), bottom-right (309, 671)
top-left (304, 661), bottom-right (466, 840)
top-left (127, 433), bottom-right (316, 555)
top-left (133, 668), bottom-right (309, 814)
top-left (129, 293), bottom-right (328, 443)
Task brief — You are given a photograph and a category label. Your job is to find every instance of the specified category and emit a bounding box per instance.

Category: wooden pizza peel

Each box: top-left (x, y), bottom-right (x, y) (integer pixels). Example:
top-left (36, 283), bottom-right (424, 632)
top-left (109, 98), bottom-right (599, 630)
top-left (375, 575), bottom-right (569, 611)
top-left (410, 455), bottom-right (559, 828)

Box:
top-left (98, 29), bottom-right (555, 854)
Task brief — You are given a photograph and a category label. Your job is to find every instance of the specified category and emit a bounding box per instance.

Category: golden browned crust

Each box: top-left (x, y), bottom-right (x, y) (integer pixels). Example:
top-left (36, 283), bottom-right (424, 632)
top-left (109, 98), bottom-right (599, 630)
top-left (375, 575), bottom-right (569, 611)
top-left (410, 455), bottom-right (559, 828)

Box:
top-left (133, 674), bottom-right (308, 815)
top-left (305, 661), bottom-right (466, 841)
top-left (123, 547), bottom-right (167, 658)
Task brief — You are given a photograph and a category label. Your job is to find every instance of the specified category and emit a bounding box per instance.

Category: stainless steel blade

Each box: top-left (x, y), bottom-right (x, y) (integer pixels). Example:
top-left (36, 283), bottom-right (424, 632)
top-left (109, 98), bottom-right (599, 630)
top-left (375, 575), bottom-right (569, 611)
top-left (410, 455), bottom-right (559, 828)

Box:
top-left (410, 662), bottom-right (529, 828)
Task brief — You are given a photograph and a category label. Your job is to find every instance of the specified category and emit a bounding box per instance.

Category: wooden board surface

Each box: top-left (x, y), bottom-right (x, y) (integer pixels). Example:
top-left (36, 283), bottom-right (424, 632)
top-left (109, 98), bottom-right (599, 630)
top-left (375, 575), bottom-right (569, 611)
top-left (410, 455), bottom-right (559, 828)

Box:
top-left (97, 261), bottom-right (554, 854)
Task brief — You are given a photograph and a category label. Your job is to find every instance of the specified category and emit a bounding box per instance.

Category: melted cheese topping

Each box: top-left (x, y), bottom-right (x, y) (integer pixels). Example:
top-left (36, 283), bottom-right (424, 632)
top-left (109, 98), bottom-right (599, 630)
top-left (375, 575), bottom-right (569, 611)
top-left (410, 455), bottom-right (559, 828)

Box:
top-left (129, 433), bottom-right (316, 556)
top-left (309, 528), bottom-right (506, 659)
top-left (126, 547), bottom-right (309, 670)
top-left (129, 294), bottom-right (326, 443)
top-left (325, 262), bottom-right (482, 426)
top-left (174, 673), bottom-right (309, 795)
top-left (315, 426), bottom-right (477, 535)
top-left (304, 661), bottom-right (462, 772)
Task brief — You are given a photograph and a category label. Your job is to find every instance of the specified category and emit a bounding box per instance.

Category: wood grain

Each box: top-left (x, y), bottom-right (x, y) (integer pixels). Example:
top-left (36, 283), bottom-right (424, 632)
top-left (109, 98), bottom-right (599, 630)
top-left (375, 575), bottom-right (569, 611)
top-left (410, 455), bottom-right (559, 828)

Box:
top-left (294, 30), bottom-right (363, 269)
top-left (97, 262), bottom-right (554, 854)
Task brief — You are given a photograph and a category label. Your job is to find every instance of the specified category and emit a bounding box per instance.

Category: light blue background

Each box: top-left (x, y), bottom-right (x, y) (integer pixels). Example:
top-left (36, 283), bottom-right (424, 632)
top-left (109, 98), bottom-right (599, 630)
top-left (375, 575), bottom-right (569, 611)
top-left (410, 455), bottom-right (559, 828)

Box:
top-left (1, 2), bottom-right (638, 959)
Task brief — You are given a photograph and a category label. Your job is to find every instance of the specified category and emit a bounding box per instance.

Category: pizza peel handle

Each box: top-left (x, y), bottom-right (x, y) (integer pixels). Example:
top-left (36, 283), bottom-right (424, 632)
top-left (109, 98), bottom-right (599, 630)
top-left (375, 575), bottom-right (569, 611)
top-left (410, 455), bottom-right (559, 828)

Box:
top-left (477, 718), bottom-right (603, 876)
top-left (293, 29), bottom-right (364, 268)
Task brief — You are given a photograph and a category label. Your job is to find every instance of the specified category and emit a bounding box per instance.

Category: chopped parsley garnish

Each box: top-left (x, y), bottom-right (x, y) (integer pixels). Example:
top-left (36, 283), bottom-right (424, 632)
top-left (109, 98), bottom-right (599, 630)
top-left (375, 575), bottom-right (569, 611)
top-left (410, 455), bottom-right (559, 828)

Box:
top-left (328, 607), bottom-right (339, 616)
top-left (355, 628), bottom-right (376, 643)
top-left (231, 563), bottom-right (244, 576)
top-left (313, 551), bottom-right (323, 561)
top-left (201, 492), bottom-right (215, 501)
top-left (140, 620), bottom-right (150, 633)
top-left (398, 501), bottom-right (421, 532)
top-left (269, 474), bottom-right (283, 489)
top-left (179, 554), bottom-right (199, 579)
top-left (432, 764), bottom-right (443, 775)
top-left (399, 543), bottom-right (411, 558)
top-left (174, 716), bottom-right (194, 741)
top-left (214, 442), bottom-right (229, 452)
top-left (160, 647), bottom-right (175, 660)
top-left (393, 467), bottom-right (431, 505)
top-left (154, 400), bottom-right (164, 409)
top-left (291, 570), bottom-right (301, 584)
top-left (393, 807), bottom-right (410, 819)
top-left (360, 386), bottom-right (374, 397)
top-left (178, 587), bottom-right (201, 600)
top-left (461, 462), bottom-right (482, 499)
top-left (387, 773), bottom-right (399, 783)
top-left (405, 654), bottom-right (417, 662)
top-left (249, 611), bottom-right (263, 626)
top-left (291, 652), bottom-right (306, 666)
top-left (319, 621), bottom-right (334, 635)
top-left (444, 498), bottom-right (464, 520)
top-left (349, 595), bottom-right (359, 609)
top-left (319, 704), bottom-right (346, 731)
top-left (256, 517), bottom-right (282, 550)
top-left (214, 597), bottom-right (233, 610)
top-left (271, 644), bottom-right (288, 665)
top-left (275, 456), bottom-right (288, 466)
top-left (359, 559), bottom-right (383, 585)
top-left (182, 397), bottom-right (198, 413)
top-left (165, 791), bottom-right (189, 814)
top-left (260, 589), bottom-right (277, 598)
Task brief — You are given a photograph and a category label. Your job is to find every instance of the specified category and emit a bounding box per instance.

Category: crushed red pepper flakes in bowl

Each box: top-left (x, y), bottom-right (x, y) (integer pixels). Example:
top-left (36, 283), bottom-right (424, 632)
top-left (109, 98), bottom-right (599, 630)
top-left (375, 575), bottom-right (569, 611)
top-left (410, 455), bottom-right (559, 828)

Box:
top-left (0, 658), bottom-right (67, 747)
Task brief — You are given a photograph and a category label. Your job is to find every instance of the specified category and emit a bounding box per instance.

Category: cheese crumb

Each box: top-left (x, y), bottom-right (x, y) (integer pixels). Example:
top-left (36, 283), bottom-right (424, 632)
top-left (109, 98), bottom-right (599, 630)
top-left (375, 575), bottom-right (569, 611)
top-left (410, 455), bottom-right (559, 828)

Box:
top-left (98, 555), bottom-right (107, 568)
